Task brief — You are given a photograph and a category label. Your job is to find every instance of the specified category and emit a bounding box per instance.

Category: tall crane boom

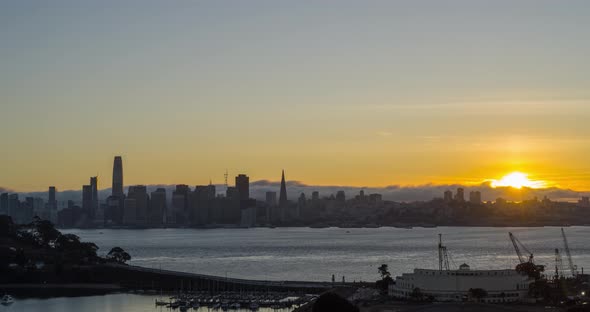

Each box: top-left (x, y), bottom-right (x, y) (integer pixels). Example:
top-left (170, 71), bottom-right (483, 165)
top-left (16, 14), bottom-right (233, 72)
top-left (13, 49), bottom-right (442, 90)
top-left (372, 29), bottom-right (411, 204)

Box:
top-left (561, 228), bottom-right (577, 277)
top-left (509, 232), bottom-right (534, 264)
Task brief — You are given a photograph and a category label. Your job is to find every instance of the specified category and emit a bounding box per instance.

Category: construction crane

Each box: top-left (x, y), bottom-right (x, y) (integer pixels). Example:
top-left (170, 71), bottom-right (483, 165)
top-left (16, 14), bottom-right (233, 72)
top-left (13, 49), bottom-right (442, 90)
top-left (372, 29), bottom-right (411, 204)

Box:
top-left (509, 232), bottom-right (534, 264)
top-left (554, 248), bottom-right (564, 280)
top-left (561, 228), bottom-right (577, 277)
top-left (438, 234), bottom-right (450, 271)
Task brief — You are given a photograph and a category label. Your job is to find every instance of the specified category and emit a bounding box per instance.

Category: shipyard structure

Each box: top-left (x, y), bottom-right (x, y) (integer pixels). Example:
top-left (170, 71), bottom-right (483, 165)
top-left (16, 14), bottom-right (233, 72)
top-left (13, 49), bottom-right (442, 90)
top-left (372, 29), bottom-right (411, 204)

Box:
top-left (389, 234), bottom-right (534, 303)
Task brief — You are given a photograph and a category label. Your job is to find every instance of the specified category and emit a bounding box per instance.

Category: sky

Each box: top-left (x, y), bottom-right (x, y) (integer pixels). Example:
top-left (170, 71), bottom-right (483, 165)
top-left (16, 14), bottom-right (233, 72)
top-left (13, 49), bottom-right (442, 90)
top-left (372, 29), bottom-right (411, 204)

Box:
top-left (1, 1), bottom-right (590, 193)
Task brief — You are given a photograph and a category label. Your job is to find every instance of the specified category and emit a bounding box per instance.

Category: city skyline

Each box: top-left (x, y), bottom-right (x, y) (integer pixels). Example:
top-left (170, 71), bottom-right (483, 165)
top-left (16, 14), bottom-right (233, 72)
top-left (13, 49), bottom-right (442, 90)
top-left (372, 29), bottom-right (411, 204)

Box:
top-left (2, 1), bottom-right (590, 192)
top-left (2, 155), bottom-right (589, 204)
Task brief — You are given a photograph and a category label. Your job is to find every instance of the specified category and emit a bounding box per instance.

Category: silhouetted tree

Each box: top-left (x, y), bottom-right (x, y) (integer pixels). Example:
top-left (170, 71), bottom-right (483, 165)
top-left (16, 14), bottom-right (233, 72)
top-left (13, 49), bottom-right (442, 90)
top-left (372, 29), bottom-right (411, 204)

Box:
top-left (378, 264), bottom-right (391, 279)
top-left (376, 264), bottom-right (394, 293)
top-left (107, 247), bottom-right (131, 264)
top-left (31, 217), bottom-right (60, 247)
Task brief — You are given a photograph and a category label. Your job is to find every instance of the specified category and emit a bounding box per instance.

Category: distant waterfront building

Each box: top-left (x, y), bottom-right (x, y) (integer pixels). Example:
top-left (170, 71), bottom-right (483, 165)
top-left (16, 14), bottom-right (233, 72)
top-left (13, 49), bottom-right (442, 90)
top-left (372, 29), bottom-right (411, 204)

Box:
top-left (265, 191), bottom-right (277, 224)
top-left (336, 191), bottom-right (346, 202)
top-left (8, 194), bottom-right (20, 222)
top-left (128, 185), bottom-right (148, 224)
top-left (0, 193), bottom-right (8, 215)
top-left (311, 191), bottom-right (320, 202)
top-left (266, 192), bottom-right (277, 207)
top-left (454, 188), bottom-right (465, 202)
top-left (469, 191), bottom-right (482, 204)
top-left (443, 190), bottom-right (453, 203)
top-left (192, 184), bottom-right (216, 225)
top-left (171, 184), bottom-right (191, 224)
top-left (82, 185), bottom-right (93, 212)
top-left (296, 193), bottom-right (306, 219)
top-left (123, 198), bottom-right (137, 224)
top-left (112, 156), bottom-right (124, 198)
top-left (578, 196), bottom-right (590, 208)
top-left (149, 188), bottom-right (167, 225)
top-left (235, 174), bottom-right (250, 201)
top-left (368, 193), bottom-right (383, 205)
top-left (90, 176), bottom-right (98, 216)
top-left (48, 186), bottom-right (57, 206)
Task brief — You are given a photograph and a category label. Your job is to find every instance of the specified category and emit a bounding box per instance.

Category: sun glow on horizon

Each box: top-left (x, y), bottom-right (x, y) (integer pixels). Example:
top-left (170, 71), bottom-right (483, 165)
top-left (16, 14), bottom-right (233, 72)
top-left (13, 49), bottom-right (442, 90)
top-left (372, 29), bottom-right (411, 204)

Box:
top-left (491, 172), bottom-right (545, 189)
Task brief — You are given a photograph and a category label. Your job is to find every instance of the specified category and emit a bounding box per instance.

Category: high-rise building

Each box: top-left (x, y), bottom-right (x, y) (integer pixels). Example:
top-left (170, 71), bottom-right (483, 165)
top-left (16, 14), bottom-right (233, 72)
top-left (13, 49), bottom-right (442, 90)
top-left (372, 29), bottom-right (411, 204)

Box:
top-left (149, 188), bottom-right (167, 225)
top-left (0, 193), bottom-right (8, 215)
top-left (191, 184), bottom-right (216, 225)
top-left (171, 184), bottom-right (191, 224)
top-left (469, 191), bottom-right (482, 204)
top-left (279, 170), bottom-right (288, 206)
top-left (128, 185), bottom-right (148, 224)
top-left (90, 176), bottom-right (98, 215)
top-left (279, 170), bottom-right (288, 222)
top-left (454, 188), bottom-right (465, 202)
top-left (265, 192), bottom-right (277, 207)
top-left (443, 190), bottom-right (453, 203)
top-left (82, 185), bottom-right (93, 212)
top-left (235, 174), bottom-right (250, 201)
top-left (336, 190), bottom-right (346, 202)
top-left (112, 156), bottom-right (124, 198)
top-left (123, 198), bottom-right (137, 224)
top-left (48, 187), bottom-right (57, 206)
top-left (265, 191), bottom-right (276, 224)
top-left (312, 191), bottom-right (320, 201)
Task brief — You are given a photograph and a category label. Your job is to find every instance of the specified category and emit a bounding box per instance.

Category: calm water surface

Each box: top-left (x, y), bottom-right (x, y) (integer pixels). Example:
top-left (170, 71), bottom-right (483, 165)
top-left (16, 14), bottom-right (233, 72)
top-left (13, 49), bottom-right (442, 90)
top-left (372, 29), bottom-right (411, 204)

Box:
top-left (0, 294), bottom-right (293, 312)
top-left (60, 226), bottom-right (590, 282)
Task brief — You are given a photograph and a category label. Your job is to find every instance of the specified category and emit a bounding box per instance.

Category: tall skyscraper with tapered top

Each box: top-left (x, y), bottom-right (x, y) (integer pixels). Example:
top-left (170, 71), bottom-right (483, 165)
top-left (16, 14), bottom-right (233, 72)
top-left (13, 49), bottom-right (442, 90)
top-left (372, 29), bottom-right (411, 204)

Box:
top-left (279, 170), bottom-right (288, 222)
top-left (279, 170), bottom-right (288, 205)
top-left (112, 156), bottom-right (124, 197)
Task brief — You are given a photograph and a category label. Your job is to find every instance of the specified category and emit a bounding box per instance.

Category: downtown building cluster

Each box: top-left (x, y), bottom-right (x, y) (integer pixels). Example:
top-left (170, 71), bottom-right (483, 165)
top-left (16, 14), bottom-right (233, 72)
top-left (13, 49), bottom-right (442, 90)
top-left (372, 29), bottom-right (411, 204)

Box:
top-left (1, 157), bottom-right (305, 228)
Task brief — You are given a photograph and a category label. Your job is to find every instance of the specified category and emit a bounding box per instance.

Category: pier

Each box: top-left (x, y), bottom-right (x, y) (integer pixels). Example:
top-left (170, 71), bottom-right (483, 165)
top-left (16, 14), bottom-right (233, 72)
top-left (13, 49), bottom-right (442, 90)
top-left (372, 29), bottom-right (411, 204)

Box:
top-left (90, 263), bottom-right (347, 293)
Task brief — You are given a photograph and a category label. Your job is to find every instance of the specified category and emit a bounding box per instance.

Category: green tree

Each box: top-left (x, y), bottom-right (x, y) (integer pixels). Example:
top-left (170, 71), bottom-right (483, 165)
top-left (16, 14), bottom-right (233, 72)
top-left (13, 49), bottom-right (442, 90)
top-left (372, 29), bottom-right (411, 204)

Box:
top-left (107, 247), bottom-right (131, 264)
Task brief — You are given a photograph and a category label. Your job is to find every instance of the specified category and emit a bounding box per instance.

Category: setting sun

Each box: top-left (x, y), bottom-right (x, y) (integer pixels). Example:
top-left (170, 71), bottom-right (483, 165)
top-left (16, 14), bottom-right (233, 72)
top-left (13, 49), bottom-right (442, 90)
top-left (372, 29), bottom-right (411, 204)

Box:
top-left (491, 172), bottom-right (545, 189)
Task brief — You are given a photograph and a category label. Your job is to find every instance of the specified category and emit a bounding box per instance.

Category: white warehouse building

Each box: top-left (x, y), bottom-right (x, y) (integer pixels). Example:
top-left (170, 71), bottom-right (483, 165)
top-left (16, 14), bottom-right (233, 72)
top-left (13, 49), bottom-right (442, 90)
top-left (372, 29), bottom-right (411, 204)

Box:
top-left (389, 263), bottom-right (533, 303)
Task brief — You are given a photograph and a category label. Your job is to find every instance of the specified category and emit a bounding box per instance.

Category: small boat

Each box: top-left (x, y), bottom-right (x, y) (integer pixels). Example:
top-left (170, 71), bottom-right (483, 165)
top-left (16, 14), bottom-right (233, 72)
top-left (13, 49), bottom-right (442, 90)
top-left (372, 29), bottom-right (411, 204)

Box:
top-left (1, 295), bottom-right (15, 305)
top-left (249, 302), bottom-right (260, 310)
top-left (179, 305), bottom-right (189, 312)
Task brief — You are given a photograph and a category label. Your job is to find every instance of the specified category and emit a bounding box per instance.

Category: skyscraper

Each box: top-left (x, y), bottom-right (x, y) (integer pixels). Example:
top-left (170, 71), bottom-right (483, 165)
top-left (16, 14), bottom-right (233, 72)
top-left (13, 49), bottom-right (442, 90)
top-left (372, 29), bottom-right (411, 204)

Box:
top-left (90, 176), bottom-right (98, 217)
top-left (82, 185), bottom-right (93, 212)
top-left (112, 156), bottom-right (124, 198)
top-left (279, 170), bottom-right (288, 222)
top-left (149, 188), bottom-right (167, 225)
top-left (279, 170), bottom-right (288, 207)
top-left (48, 186), bottom-right (56, 206)
top-left (235, 174), bottom-right (250, 201)
top-left (128, 185), bottom-right (148, 224)
top-left (455, 188), bottom-right (465, 202)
